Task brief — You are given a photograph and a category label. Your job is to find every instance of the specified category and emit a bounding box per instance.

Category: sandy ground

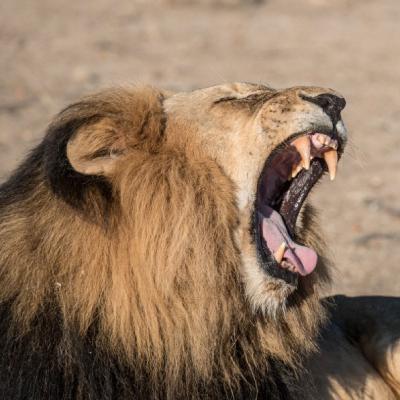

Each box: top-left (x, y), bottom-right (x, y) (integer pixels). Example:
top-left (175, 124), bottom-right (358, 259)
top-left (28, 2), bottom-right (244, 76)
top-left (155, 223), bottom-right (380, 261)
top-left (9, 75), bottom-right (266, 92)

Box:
top-left (1, 0), bottom-right (399, 296)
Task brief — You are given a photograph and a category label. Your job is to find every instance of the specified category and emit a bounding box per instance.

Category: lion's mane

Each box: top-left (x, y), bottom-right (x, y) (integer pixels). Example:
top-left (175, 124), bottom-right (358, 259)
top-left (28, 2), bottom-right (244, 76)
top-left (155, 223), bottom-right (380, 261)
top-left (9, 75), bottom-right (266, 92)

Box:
top-left (0, 87), bottom-right (330, 399)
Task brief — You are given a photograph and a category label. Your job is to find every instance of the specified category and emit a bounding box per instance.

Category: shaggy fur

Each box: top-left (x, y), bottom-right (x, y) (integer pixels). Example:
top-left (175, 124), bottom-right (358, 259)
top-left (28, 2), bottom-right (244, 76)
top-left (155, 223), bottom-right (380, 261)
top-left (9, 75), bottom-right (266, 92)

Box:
top-left (0, 84), bottom-right (337, 399)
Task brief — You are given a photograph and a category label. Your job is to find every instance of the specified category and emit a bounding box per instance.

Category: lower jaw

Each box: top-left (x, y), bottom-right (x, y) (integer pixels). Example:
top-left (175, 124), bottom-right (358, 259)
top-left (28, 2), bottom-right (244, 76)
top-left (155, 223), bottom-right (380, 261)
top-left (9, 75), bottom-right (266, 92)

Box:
top-left (253, 209), bottom-right (299, 286)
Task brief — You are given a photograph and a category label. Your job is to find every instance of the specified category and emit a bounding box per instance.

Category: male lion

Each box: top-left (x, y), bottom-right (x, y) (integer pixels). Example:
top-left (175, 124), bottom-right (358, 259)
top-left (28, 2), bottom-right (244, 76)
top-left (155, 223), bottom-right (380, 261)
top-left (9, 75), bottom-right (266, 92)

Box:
top-left (0, 83), bottom-right (399, 399)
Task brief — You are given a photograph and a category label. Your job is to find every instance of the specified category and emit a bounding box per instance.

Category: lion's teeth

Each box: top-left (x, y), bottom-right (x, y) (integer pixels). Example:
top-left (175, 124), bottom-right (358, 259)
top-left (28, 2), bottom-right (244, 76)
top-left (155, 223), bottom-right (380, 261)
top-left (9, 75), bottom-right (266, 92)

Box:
top-left (323, 149), bottom-right (338, 181)
top-left (274, 242), bottom-right (286, 264)
top-left (292, 136), bottom-right (311, 170)
top-left (315, 134), bottom-right (338, 150)
top-left (330, 140), bottom-right (338, 150)
top-left (282, 261), bottom-right (295, 272)
top-left (316, 134), bottom-right (326, 146)
top-left (291, 163), bottom-right (303, 178)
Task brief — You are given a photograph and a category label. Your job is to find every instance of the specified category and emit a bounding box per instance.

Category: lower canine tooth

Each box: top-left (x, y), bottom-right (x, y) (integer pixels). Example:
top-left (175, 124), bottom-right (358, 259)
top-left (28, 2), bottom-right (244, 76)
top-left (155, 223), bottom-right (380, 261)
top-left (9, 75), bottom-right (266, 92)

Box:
top-left (291, 163), bottom-right (303, 178)
top-left (323, 149), bottom-right (338, 180)
top-left (274, 242), bottom-right (286, 264)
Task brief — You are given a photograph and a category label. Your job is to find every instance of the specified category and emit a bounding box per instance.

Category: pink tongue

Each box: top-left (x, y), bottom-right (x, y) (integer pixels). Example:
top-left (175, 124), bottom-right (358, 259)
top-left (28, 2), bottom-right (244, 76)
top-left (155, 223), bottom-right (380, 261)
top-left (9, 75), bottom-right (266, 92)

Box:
top-left (259, 207), bottom-right (318, 276)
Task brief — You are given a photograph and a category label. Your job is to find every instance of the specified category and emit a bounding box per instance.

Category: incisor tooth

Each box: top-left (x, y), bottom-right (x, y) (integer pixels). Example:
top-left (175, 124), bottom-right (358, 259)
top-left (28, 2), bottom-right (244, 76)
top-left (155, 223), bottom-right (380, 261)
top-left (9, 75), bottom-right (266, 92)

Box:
top-left (316, 134), bottom-right (326, 145)
top-left (330, 140), bottom-right (338, 150)
top-left (324, 149), bottom-right (338, 181)
top-left (274, 242), bottom-right (286, 264)
top-left (292, 136), bottom-right (311, 170)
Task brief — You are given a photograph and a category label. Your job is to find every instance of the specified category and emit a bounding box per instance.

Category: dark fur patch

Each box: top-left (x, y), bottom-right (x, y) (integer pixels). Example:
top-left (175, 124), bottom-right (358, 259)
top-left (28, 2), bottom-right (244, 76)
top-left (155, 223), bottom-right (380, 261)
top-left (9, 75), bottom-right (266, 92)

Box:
top-left (43, 112), bottom-right (113, 220)
top-left (0, 300), bottom-right (307, 400)
top-left (0, 145), bottom-right (44, 207)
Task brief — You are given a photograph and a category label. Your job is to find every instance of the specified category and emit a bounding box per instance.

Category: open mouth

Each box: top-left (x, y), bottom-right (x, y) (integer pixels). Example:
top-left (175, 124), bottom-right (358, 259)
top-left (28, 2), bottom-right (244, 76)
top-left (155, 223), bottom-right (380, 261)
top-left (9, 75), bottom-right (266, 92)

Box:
top-left (255, 131), bottom-right (342, 285)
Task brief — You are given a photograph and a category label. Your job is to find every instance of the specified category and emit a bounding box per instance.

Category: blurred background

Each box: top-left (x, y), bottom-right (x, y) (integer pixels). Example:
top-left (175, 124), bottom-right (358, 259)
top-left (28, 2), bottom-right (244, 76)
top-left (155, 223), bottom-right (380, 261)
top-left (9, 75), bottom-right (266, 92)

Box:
top-left (1, 0), bottom-right (399, 296)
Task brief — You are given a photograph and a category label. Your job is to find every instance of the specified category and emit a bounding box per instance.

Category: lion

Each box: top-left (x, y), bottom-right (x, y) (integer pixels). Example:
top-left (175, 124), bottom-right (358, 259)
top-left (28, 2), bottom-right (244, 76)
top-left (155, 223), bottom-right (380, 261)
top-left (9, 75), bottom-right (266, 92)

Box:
top-left (0, 82), bottom-right (399, 399)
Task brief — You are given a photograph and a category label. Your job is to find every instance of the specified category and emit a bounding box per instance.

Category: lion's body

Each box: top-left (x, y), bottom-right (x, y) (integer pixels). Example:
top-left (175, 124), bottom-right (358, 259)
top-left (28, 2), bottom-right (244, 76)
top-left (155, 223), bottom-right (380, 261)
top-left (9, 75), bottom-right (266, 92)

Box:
top-left (308, 296), bottom-right (400, 399)
top-left (0, 83), bottom-right (399, 399)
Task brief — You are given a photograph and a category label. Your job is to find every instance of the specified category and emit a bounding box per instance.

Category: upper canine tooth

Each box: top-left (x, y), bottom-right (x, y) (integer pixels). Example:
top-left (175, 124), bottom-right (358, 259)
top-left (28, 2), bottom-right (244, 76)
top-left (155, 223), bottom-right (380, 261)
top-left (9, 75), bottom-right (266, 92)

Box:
top-left (274, 242), bottom-right (286, 264)
top-left (323, 149), bottom-right (338, 180)
top-left (292, 136), bottom-right (311, 170)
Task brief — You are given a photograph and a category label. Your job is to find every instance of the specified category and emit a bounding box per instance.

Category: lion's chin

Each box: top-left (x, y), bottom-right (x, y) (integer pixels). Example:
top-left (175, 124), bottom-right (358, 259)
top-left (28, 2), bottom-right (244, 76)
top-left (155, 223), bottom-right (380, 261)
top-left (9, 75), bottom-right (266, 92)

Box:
top-left (242, 256), bottom-right (297, 316)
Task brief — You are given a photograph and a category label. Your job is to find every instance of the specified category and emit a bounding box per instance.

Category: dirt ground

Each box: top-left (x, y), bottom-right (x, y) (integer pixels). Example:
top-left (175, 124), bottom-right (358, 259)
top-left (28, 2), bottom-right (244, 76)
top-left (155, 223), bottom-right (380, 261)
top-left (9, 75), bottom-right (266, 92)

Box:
top-left (1, 0), bottom-right (399, 296)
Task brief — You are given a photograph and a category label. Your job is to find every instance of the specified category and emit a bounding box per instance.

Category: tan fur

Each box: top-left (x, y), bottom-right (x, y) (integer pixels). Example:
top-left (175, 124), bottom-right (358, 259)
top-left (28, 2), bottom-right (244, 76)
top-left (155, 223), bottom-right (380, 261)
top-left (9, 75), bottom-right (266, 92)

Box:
top-left (308, 324), bottom-right (397, 400)
top-left (326, 295), bottom-right (400, 399)
top-left (363, 337), bottom-right (400, 396)
top-left (0, 83), bottom-right (347, 395)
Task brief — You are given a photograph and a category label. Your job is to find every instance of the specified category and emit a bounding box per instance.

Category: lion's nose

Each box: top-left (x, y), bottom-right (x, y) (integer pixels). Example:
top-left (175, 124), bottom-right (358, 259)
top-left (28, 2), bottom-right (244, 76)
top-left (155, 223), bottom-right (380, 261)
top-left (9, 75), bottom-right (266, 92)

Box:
top-left (302, 93), bottom-right (346, 124)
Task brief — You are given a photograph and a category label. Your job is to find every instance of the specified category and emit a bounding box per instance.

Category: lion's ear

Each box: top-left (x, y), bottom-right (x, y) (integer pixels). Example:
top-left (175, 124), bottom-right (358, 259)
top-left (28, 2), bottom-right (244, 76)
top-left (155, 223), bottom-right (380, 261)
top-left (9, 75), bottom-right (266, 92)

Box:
top-left (44, 87), bottom-right (166, 214)
top-left (64, 86), bottom-right (166, 177)
top-left (66, 118), bottom-right (126, 176)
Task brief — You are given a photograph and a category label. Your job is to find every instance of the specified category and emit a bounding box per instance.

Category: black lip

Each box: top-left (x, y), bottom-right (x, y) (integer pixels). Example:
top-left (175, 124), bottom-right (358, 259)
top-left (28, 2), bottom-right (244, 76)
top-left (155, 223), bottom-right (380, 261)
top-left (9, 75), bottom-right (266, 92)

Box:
top-left (252, 130), bottom-right (344, 284)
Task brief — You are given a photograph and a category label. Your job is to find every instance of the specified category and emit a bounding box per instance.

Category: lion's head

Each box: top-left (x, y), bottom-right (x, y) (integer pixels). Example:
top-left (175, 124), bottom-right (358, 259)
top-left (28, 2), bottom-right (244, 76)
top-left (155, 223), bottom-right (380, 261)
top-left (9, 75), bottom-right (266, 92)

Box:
top-left (164, 83), bottom-right (346, 313)
top-left (0, 82), bottom-right (346, 397)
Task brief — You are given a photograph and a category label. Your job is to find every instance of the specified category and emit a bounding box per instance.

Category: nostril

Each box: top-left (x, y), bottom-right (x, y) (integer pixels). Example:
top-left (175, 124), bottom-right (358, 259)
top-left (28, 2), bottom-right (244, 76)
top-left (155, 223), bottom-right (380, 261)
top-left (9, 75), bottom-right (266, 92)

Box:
top-left (316, 94), bottom-right (346, 113)
top-left (318, 96), bottom-right (334, 110)
top-left (300, 93), bottom-right (346, 123)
